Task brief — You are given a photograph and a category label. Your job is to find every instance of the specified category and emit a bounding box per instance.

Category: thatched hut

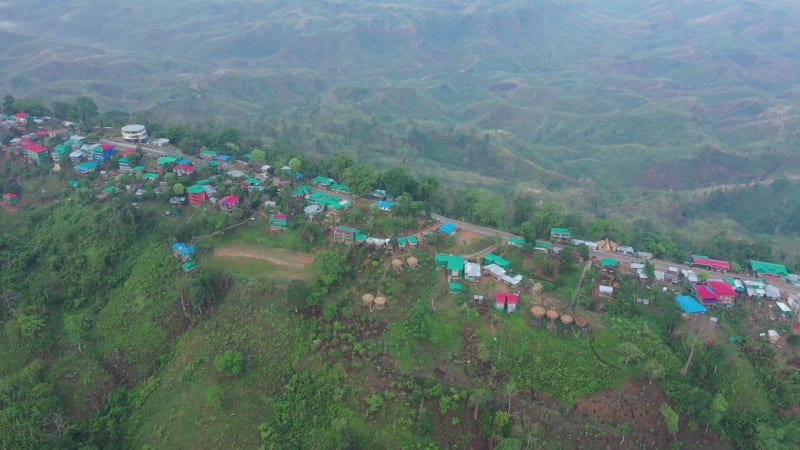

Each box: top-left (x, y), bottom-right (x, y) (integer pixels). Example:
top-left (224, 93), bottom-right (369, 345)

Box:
top-left (530, 306), bottom-right (546, 328)
top-left (374, 296), bottom-right (387, 311)
top-left (546, 310), bottom-right (559, 334)
top-left (361, 293), bottom-right (374, 307)
top-left (407, 256), bottom-right (419, 268)
top-left (392, 258), bottom-right (403, 272)
top-left (560, 314), bottom-right (574, 337)
top-left (575, 316), bottom-right (589, 335)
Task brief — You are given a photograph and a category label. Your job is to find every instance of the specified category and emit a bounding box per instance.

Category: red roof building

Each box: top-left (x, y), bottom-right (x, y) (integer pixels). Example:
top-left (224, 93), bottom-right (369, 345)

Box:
top-left (173, 164), bottom-right (195, 177)
top-left (20, 143), bottom-right (48, 164)
top-left (186, 185), bottom-right (208, 204)
top-left (694, 284), bottom-right (718, 304)
top-left (707, 280), bottom-right (736, 304)
top-left (692, 257), bottom-right (731, 272)
top-left (494, 293), bottom-right (520, 313)
top-left (220, 195), bottom-right (239, 209)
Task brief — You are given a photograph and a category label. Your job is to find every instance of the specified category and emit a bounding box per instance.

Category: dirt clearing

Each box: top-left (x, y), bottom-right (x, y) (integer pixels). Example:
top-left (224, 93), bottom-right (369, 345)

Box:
top-left (213, 244), bottom-right (313, 269)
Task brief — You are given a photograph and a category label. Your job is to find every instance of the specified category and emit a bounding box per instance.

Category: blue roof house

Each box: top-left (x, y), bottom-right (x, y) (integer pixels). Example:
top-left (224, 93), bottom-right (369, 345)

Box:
top-left (172, 242), bottom-right (195, 261)
top-left (676, 294), bottom-right (707, 314)
top-left (375, 200), bottom-right (394, 211)
top-left (439, 222), bottom-right (456, 235)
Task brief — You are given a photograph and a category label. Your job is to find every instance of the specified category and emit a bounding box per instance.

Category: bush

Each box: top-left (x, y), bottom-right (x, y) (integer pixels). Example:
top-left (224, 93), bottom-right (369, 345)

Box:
top-left (213, 350), bottom-right (244, 377)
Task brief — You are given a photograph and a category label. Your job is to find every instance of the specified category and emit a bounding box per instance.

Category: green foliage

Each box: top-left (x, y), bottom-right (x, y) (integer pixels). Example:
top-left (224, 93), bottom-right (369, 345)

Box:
top-left (312, 249), bottom-right (350, 287)
top-left (660, 403), bottom-right (680, 437)
top-left (214, 350), bottom-right (244, 377)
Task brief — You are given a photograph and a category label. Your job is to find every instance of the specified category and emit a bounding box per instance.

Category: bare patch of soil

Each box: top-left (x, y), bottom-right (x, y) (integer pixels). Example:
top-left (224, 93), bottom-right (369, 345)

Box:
top-left (213, 244), bottom-right (313, 269)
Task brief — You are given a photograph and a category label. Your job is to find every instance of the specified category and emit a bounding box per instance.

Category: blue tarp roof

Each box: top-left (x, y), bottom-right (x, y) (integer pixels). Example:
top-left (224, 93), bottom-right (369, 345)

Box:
top-left (439, 222), bottom-right (456, 235)
top-left (172, 242), bottom-right (185, 251)
top-left (376, 200), bottom-right (394, 209)
top-left (676, 294), bottom-right (707, 314)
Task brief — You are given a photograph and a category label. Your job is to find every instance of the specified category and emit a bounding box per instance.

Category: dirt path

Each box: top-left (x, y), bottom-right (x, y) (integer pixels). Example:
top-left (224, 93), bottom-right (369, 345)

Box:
top-left (213, 245), bottom-right (313, 269)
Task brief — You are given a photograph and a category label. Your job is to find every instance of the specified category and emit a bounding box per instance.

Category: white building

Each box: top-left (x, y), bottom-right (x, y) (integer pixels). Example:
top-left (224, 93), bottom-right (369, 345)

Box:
top-left (121, 124), bottom-right (148, 143)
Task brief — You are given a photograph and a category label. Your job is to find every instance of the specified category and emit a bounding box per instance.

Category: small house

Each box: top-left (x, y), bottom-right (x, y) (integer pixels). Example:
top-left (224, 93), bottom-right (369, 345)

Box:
top-left (616, 246), bottom-right (635, 256)
top-left (508, 237), bottom-right (525, 247)
top-left (187, 185), bottom-right (208, 204)
top-left (52, 144), bottom-right (70, 162)
top-left (220, 195), bottom-right (240, 209)
top-left (397, 237), bottom-right (407, 249)
top-left (313, 176), bottom-right (335, 187)
top-left (92, 144), bottom-right (115, 162)
top-left (21, 143), bottom-right (48, 164)
top-left (143, 172), bottom-right (159, 182)
top-left (483, 263), bottom-right (507, 280)
top-left (118, 157), bottom-right (131, 172)
top-left (330, 183), bottom-right (350, 193)
top-left (750, 260), bottom-right (789, 279)
top-left (494, 294), bottom-right (506, 312)
top-left (550, 227), bottom-right (571, 243)
top-left (692, 256), bottom-right (731, 272)
top-left (173, 164), bottom-right (195, 177)
top-left (694, 284), bottom-right (719, 305)
top-left (199, 149), bottom-right (217, 160)
top-left (707, 280), bottom-right (737, 304)
top-left (447, 255), bottom-right (465, 280)
top-left (765, 285), bottom-right (781, 301)
top-left (407, 235), bottom-right (419, 247)
top-left (438, 222), bottom-right (456, 235)
top-left (3, 192), bottom-right (19, 205)
top-left (776, 302), bottom-right (792, 316)
top-left (598, 285), bottom-right (614, 296)
top-left (304, 204), bottom-right (324, 219)
top-left (505, 293), bottom-right (520, 313)
top-left (172, 242), bottom-right (195, 261)
top-left (502, 274), bottom-right (523, 287)
top-left (601, 258), bottom-right (618, 272)
top-left (74, 161), bottom-right (98, 175)
top-left (637, 251), bottom-right (653, 260)
top-left (375, 200), bottom-right (394, 211)
top-left (534, 242), bottom-right (550, 253)
top-left (464, 261), bottom-right (481, 283)
top-left (484, 253), bottom-right (510, 270)
top-left (450, 282), bottom-right (463, 294)
top-left (676, 294), bottom-right (707, 315)
top-left (290, 185), bottom-right (311, 198)
top-left (269, 213), bottom-right (288, 230)
top-left (181, 261), bottom-right (196, 272)
top-left (334, 226), bottom-right (360, 242)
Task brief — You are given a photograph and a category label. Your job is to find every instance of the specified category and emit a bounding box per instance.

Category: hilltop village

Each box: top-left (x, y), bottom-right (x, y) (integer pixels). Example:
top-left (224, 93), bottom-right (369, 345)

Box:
top-left (2, 109), bottom-right (800, 449)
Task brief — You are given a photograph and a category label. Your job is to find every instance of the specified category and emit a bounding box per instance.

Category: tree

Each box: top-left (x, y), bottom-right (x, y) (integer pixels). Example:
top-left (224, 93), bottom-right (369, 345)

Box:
top-left (172, 183), bottom-right (185, 196)
top-left (660, 403), bottom-right (679, 438)
top-left (644, 261), bottom-right (656, 280)
top-left (644, 359), bottom-right (665, 384)
top-left (468, 388), bottom-right (491, 421)
top-left (286, 279), bottom-right (310, 313)
top-left (312, 250), bottom-right (348, 287)
top-left (2, 94), bottom-right (15, 113)
top-left (678, 316), bottom-right (714, 376)
top-left (617, 342), bottom-right (645, 365)
top-left (251, 148), bottom-right (266, 164)
top-left (342, 164), bottom-right (378, 196)
top-left (288, 157), bottom-right (302, 174)
top-left (74, 96), bottom-right (99, 122)
top-left (532, 201), bottom-right (564, 238)
top-left (379, 166), bottom-right (418, 197)
top-left (214, 350), bottom-right (244, 377)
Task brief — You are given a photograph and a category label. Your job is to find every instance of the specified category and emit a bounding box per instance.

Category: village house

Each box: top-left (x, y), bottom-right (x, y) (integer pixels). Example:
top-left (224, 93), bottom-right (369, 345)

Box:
top-left (20, 143), bottom-right (48, 164)
top-left (187, 185), bottom-right (208, 204)
top-left (464, 261), bottom-right (481, 283)
top-left (676, 294), bottom-right (707, 315)
top-left (550, 227), bottom-right (571, 243)
top-left (691, 256), bottom-right (731, 272)
top-left (750, 260), bottom-right (789, 280)
top-left (438, 222), bottom-right (456, 235)
top-left (507, 237), bottom-right (525, 247)
top-left (74, 161), bottom-right (98, 175)
top-left (333, 226), bottom-right (362, 243)
top-left (707, 280), bottom-right (737, 304)
top-left (269, 213), bottom-right (288, 230)
top-left (493, 293), bottom-right (520, 313)
top-left (92, 144), bottom-right (115, 162)
top-left (483, 263), bottom-right (507, 280)
top-left (313, 176), bottom-right (335, 187)
top-left (173, 163), bottom-right (195, 177)
top-left (330, 183), bottom-right (350, 194)
top-left (220, 195), bottom-right (240, 209)
top-left (304, 204), bottom-right (324, 219)
top-left (171, 242), bottom-right (195, 261)
top-left (484, 253), bottom-right (511, 270)
top-left (3, 192), bottom-right (19, 205)
top-left (199, 149), bottom-right (217, 160)
top-left (375, 200), bottom-right (394, 211)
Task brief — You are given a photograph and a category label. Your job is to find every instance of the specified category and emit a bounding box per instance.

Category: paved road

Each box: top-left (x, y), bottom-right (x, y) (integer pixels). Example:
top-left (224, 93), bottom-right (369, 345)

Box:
top-left (101, 138), bottom-right (184, 158)
top-left (430, 213), bottom-right (523, 240)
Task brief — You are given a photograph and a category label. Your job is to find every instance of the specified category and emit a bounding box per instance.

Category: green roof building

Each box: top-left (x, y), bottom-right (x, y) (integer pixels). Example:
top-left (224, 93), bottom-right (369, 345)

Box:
top-left (330, 183), bottom-right (350, 193)
top-left (550, 227), bottom-right (571, 243)
top-left (157, 156), bottom-right (178, 166)
top-left (449, 282), bottom-right (463, 293)
top-left (508, 237), bottom-right (525, 247)
top-left (484, 253), bottom-right (510, 270)
top-left (750, 260), bottom-right (789, 278)
top-left (601, 258), bottom-right (618, 268)
top-left (313, 176), bottom-right (335, 186)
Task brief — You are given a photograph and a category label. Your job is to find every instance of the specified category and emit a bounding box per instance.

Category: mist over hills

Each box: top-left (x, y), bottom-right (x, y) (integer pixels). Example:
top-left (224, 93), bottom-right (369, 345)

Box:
top-left (3, 0), bottom-right (800, 198)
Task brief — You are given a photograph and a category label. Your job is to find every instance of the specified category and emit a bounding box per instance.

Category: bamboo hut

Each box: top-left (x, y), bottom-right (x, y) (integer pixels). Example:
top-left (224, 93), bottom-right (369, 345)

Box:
top-left (560, 314), bottom-right (573, 337)
top-left (407, 256), bottom-right (419, 269)
top-left (575, 316), bottom-right (589, 336)
top-left (546, 309), bottom-right (559, 334)
top-left (361, 293), bottom-right (374, 307)
top-left (392, 258), bottom-right (403, 272)
top-left (374, 296), bottom-right (387, 311)
top-left (530, 306), bottom-right (546, 328)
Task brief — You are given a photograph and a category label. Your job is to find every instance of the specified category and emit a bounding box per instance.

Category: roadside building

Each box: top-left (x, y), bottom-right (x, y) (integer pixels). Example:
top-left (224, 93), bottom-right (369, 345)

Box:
top-left (550, 227), bottom-right (571, 243)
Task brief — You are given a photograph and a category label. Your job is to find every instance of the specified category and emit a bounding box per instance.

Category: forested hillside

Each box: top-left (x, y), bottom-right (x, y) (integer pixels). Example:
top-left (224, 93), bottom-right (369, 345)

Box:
top-left (1, 104), bottom-right (800, 448)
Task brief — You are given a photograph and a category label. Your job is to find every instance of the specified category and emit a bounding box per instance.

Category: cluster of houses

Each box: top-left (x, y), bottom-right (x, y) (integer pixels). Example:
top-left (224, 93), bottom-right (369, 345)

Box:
top-left (171, 242), bottom-right (196, 272)
top-left (435, 251), bottom-right (524, 295)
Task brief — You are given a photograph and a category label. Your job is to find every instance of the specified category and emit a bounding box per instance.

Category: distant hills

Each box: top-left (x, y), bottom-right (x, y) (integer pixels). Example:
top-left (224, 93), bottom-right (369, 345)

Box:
top-left (3, 0), bottom-right (800, 202)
